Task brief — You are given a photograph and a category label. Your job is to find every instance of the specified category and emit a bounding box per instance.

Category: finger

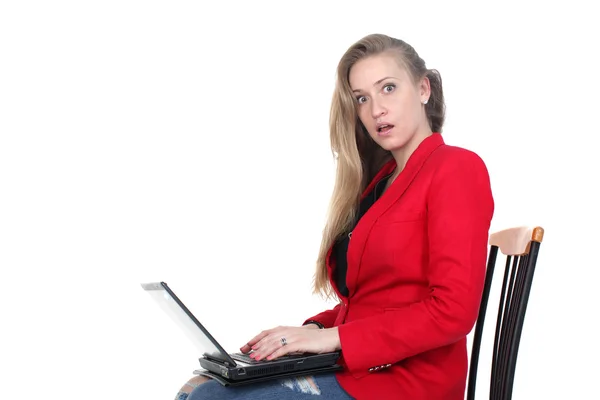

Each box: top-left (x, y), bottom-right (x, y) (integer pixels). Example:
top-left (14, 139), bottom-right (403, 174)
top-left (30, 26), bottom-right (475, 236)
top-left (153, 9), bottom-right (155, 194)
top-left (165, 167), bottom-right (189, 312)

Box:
top-left (240, 330), bottom-right (272, 353)
top-left (239, 343), bottom-right (252, 353)
top-left (266, 342), bottom-right (295, 361)
top-left (251, 335), bottom-right (276, 360)
top-left (256, 335), bottom-right (291, 361)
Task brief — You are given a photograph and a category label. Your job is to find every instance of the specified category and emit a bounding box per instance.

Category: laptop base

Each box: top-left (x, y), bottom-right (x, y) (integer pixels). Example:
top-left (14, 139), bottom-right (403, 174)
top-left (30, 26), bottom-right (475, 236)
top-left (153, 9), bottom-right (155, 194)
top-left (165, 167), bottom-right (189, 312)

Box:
top-left (193, 364), bottom-right (344, 387)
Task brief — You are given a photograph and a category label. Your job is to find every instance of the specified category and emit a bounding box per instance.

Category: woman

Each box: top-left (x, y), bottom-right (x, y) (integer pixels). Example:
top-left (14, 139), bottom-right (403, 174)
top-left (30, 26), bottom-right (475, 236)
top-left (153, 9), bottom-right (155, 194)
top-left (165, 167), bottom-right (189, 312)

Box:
top-left (179, 33), bottom-right (494, 400)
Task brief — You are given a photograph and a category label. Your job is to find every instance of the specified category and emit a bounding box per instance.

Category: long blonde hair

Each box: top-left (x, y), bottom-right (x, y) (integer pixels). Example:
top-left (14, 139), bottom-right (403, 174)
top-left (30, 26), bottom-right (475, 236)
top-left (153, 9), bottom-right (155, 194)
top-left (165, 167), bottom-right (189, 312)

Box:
top-left (313, 33), bottom-right (446, 298)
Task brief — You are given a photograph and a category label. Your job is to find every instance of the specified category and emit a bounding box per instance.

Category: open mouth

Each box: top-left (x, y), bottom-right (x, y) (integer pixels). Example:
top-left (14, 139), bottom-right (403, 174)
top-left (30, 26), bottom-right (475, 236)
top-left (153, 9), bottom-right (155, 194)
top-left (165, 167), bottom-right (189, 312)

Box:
top-left (377, 124), bottom-right (394, 135)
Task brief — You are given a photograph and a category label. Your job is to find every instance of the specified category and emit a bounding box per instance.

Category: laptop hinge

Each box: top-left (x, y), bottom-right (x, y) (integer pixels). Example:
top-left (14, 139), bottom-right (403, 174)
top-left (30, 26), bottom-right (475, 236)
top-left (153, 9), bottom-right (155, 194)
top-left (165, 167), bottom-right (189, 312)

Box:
top-left (202, 353), bottom-right (235, 367)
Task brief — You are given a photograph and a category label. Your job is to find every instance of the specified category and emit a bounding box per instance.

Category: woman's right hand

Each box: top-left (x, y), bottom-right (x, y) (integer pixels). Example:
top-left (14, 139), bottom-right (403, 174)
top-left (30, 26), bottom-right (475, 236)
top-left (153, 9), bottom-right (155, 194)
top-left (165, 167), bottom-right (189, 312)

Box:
top-left (239, 324), bottom-right (329, 361)
top-left (239, 324), bottom-right (320, 354)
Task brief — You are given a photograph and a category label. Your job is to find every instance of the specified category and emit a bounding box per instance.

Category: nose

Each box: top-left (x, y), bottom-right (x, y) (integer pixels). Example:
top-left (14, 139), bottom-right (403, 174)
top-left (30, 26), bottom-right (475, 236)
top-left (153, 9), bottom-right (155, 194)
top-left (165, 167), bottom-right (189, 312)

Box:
top-left (370, 98), bottom-right (386, 120)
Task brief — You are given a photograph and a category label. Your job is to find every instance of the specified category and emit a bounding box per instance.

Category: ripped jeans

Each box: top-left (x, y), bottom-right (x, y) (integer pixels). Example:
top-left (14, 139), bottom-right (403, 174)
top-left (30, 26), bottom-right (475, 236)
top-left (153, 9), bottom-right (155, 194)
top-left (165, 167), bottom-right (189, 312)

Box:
top-left (181, 373), bottom-right (354, 400)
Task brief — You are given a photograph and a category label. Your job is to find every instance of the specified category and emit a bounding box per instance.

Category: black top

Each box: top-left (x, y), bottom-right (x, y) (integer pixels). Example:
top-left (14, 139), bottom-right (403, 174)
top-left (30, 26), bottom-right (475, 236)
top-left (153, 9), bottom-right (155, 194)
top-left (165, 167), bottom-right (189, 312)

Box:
top-left (332, 174), bottom-right (392, 297)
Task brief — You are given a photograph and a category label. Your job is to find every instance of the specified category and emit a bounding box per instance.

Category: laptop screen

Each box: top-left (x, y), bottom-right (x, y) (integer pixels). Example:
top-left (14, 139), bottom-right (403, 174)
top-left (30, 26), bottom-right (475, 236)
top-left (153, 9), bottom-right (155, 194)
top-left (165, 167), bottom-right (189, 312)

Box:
top-left (141, 282), bottom-right (235, 365)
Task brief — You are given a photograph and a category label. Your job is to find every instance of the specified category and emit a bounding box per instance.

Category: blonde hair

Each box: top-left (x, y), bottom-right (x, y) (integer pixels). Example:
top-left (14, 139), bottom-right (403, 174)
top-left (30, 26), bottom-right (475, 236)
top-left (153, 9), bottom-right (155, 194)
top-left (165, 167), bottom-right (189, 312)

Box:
top-left (313, 33), bottom-right (446, 298)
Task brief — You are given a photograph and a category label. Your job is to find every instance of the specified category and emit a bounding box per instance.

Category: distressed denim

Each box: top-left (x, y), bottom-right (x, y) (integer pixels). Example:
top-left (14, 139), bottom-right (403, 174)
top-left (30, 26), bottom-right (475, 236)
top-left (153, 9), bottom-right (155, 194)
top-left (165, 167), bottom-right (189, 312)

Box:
top-left (178, 373), bottom-right (354, 399)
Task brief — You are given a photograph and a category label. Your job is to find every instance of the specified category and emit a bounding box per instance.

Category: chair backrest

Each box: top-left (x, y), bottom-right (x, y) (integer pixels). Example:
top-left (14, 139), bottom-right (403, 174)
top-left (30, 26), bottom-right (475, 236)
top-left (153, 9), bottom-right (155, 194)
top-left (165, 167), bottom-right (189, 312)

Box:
top-left (466, 226), bottom-right (544, 400)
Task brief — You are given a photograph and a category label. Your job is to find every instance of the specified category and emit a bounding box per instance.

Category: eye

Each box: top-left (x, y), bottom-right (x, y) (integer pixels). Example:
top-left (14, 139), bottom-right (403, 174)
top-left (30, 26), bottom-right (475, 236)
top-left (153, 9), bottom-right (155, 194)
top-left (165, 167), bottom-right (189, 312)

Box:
top-left (356, 95), bottom-right (367, 104)
top-left (383, 84), bottom-right (396, 93)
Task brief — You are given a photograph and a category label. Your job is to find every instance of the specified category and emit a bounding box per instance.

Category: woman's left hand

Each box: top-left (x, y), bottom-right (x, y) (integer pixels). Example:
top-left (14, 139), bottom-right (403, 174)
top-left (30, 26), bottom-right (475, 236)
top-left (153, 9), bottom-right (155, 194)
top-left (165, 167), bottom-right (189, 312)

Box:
top-left (239, 325), bottom-right (341, 361)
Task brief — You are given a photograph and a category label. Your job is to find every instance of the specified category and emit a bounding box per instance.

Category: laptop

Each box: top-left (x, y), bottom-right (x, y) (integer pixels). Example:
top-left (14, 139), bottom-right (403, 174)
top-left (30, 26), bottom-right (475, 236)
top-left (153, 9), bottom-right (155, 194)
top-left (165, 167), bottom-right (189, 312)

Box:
top-left (141, 281), bottom-right (341, 383)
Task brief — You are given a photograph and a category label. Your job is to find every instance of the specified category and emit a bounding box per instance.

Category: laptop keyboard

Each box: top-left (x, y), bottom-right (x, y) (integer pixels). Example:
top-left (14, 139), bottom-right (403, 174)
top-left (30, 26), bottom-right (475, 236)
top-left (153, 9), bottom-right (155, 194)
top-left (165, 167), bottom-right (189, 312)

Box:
top-left (230, 352), bottom-right (299, 364)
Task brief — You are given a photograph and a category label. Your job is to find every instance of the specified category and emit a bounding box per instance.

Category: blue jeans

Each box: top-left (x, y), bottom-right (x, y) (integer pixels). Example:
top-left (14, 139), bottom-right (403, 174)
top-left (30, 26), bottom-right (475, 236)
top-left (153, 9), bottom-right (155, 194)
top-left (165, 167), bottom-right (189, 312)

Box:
top-left (182, 373), bottom-right (354, 400)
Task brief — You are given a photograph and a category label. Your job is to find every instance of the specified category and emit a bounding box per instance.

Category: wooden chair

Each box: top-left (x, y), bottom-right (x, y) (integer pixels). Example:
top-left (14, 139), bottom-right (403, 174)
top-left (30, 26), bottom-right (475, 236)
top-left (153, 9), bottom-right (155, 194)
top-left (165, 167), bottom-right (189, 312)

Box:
top-left (466, 226), bottom-right (545, 400)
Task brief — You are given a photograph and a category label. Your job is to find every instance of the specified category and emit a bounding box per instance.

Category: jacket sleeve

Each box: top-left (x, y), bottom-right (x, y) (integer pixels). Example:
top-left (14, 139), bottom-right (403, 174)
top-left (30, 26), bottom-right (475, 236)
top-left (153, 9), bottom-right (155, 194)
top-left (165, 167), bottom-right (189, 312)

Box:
top-left (337, 151), bottom-right (494, 375)
top-left (303, 303), bottom-right (341, 328)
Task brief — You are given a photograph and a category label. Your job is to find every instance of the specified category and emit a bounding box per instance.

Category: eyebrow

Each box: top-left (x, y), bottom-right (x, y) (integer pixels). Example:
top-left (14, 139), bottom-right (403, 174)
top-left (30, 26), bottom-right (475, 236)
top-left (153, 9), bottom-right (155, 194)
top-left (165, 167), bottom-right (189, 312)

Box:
top-left (352, 76), bottom-right (398, 93)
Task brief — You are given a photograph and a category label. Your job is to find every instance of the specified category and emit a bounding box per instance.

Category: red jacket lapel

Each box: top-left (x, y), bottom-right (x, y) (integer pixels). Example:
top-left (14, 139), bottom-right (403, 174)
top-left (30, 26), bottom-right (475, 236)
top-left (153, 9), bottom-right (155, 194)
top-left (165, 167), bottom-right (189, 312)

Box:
top-left (345, 133), bottom-right (445, 296)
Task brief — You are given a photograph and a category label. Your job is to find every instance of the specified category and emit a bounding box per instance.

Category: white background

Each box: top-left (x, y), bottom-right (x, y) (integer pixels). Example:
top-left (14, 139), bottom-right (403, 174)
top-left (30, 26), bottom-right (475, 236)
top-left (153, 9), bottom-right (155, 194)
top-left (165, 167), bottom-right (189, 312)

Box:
top-left (1, 1), bottom-right (599, 399)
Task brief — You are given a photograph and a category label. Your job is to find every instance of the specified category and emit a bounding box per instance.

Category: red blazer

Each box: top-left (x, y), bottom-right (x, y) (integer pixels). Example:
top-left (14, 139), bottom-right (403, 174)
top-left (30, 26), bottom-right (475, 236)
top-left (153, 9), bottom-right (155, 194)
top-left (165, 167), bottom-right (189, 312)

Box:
top-left (305, 133), bottom-right (494, 400)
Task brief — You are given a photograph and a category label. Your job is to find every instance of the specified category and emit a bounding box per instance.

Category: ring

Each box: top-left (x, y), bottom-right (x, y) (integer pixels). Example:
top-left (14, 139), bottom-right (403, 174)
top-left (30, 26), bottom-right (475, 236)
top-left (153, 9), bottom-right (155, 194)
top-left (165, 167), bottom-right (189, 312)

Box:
top-left (280, 337), bottom-right (287, 346)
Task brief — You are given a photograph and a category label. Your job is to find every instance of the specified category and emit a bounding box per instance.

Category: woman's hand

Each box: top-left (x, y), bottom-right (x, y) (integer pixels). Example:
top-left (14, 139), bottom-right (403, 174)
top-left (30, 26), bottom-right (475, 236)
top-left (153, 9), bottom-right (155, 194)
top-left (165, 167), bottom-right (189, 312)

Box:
top-left (239, 325), bottom-right (341, 361)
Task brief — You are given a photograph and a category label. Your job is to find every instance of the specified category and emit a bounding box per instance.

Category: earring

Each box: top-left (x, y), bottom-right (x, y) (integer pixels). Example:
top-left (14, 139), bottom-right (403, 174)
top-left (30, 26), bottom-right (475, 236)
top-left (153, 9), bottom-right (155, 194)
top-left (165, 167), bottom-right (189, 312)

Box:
top-left (423, 99), bottom-right (429, 105)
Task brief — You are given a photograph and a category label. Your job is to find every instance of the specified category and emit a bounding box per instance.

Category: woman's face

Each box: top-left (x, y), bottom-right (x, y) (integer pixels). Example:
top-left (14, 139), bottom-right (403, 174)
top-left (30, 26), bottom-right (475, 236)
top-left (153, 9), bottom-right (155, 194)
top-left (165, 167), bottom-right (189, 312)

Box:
top-left (349, 53), bottom-right (431, 153)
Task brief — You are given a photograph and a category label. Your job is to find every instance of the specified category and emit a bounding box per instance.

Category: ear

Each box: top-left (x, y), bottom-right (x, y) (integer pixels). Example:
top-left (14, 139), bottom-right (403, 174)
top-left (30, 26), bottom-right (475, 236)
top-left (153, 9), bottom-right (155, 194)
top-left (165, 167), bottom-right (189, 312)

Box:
top-left (419, 76), bottom-right (431, 103)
